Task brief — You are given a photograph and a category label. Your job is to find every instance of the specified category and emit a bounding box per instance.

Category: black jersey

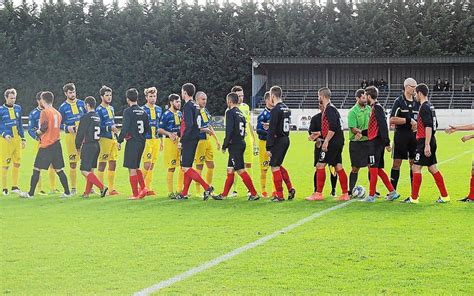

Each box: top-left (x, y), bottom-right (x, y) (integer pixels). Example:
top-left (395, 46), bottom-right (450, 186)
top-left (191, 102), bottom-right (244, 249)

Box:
top-left (75, 111), bottom-right (101, 150)
top-left (266, 102), bottom-right (291, 151)
top-left (367, 102), bottom-right (390, 146)
top-left (180, 100), bottom-right (200, 142)
top-left (223, 106), bottom-right (246, 150)
top-left (416, 101), bottom-right (438, 140)
top-left (309, 113), bottom-right (322, 134)
top-left (321, 103), bottom-right (344, 145)
top-left (117, 104), bottom-right (150, 143)
top-left (390, 94), bottom-right (420, 132)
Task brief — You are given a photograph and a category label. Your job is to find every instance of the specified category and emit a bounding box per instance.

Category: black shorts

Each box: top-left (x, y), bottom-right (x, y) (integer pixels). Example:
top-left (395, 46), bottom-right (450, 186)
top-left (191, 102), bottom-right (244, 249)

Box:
top-left (349, 141), bottom-right (369, 168)
top-left (34, 141), bottom-right (65, 170)
top-left (414, 138), bottom-right (437, 167)
top-left (318, 142), bottom-right (343, 166)
top-left (393, 130), bottom-right (417, 160)
top-left (269, 137), bottom-right (290, 167)
top-left (80, 143), bottom-right (100, 171)
top-left (228, 143), bottom-right (246, 171)
top-left (123, 140), bottom-right (145, 169)
top-left (368, 138), bottom-right (385, 168)
top-left (181, 139), bottom-right (199, 168)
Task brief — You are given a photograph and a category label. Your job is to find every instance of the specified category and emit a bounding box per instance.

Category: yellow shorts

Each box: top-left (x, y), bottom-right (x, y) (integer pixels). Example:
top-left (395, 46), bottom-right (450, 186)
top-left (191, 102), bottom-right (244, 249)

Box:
top-left (195, 138), bottom-right (214, 165)
top-left (143, 138), bottom-right (161, 163)
top-left (98, 138), bottom-right (118, 162)
top-left (65, 133), bottom-right (80, 163)
top-left (163, 138), bottom-right (180, 169)
top-left (0, 137), bottom-right (21, 166)
top-left (244, 135), bottom-right (254, 164)
top-left (258, 139), bottom-right (270, 170)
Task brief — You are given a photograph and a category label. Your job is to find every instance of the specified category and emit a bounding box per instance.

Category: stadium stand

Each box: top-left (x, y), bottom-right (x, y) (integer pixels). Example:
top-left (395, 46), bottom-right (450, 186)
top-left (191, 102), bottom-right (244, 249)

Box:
top-left (257, 89), bottom-right (473, 110)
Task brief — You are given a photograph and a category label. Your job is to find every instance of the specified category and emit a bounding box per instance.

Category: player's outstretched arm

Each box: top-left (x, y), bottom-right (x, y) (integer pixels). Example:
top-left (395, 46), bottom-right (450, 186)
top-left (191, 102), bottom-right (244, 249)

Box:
top-left (445, 123), bottom-right (474, 134)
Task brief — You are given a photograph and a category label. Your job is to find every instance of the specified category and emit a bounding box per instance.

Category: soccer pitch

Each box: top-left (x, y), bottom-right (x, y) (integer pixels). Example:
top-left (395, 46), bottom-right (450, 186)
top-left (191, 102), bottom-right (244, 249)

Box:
top-left (1, 131), bottom-right (473, 294)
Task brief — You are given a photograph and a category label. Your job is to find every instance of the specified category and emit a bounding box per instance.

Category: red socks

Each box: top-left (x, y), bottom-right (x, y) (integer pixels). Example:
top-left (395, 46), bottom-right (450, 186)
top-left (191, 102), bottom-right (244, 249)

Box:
top-left (316, 168), bottom-right (326, 193)
top-left (378, 169), bottom-right (395, 192)
top-left (369, 167), bottom-right (378, 196)
top-left (222, 173), bottom-right (235, 197)
top-left (337, 169), bottom-right (348, 194)
top-left (412, 172), bottom-right (422, 199)
top-left (136, 170), bottom-right (146, 190)
top-left (240, 171), bottom-right (257, 196)
top-left (272, 170), bottom-right (284, 198)
top-left (181, 168), bottom-right (210, 196)
top-left (129, 175), bottom-right (139, 197)
top-left (468, 173), bottom-right (474, 199)
top-left (433, 171), bottom-right (448, 197)
top-left (188, 169), bottom-right (209, 190)
top-left (279, 166), bottom-right (293, 190)
top-left (85, 173), bottom-right (104, 195)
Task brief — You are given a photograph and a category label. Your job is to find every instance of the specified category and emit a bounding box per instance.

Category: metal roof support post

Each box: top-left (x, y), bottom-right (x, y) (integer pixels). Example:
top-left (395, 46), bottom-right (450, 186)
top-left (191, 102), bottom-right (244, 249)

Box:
top-left (451, 66), bottom-right (455, 91)
top-left (388, 67), bottom-right (391, 91)
top-left (251, 62), bottom-right (255, 109)
top-left (325, 66), bottom-right (329, 88)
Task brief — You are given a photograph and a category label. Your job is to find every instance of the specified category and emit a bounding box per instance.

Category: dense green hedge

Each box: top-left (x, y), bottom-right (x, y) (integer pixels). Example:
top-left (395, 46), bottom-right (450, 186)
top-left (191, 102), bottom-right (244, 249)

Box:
top-left (1, 0), bottom-right (472, 114)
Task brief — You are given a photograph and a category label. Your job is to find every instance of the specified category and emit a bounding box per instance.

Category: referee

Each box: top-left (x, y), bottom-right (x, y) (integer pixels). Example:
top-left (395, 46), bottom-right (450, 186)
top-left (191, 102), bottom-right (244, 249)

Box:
top-left (347, 89), bottom-right (370, 195)
top-left (389, 77), bottom-right (420, 189)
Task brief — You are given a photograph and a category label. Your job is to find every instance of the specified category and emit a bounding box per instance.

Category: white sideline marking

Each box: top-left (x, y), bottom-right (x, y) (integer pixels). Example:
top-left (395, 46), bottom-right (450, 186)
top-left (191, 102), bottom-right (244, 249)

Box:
top-left (133, 199), bottom-right (356, 295)
top-left (133, 149), bottom-right (472, 295)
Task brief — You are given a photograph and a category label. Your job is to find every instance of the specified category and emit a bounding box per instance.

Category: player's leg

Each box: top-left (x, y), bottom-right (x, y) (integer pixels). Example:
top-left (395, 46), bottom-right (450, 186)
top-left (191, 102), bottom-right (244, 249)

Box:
top-left (107, 139), bottom-right (119, 195)
top-left (141, 140), bottom-right (154, 193)
top-left (66, 134), bottom-right (79, 194)
top-left (461, 164), bottom-right (474, 201)
top-left (220, 167), bottom-right (235, 198)
top-left (48, 166), bottom-right (57, 194)
top-left (80, 144), bottom-right (106, 198)
top-left (407, 163), bottom-right (422, 203)
top-left (378, 146), bottom-right (398, 201)
top-left (234, 144), bottom-right (258, 200)
top-left (97, 138), bottom-right (109, 183)
top-left (390, 132), bottom-right (405, 189)
top-left (258, 139), bottom-right (269, 198)
top-left (194, 140), bottom-right (206, 195)
top-left (204, 140), bottom-right (215, 185)
top-left (51, 142), bottom-right (70, 197)
top-left (329, 166), bottom-right (338, 197)
top-left (0, 138), bottom-right (11, 195)
top-left (349, 167), bottom-right (359, 196)
top-left (428, 164), bottom-right (449, 202)
top-left (180, 140), bottom-right (212, 200)
top-left (135, 142), bottom-right (147, 196)
top-left (334, 159), bottom-right (349, 201)
top-left (11, 140), bottom-right (21, 193)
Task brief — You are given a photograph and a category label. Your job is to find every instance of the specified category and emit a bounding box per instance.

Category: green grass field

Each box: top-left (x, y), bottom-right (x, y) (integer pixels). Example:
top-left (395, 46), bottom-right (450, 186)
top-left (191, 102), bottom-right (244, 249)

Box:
top-left (1, 131), bottom-right (473, 295)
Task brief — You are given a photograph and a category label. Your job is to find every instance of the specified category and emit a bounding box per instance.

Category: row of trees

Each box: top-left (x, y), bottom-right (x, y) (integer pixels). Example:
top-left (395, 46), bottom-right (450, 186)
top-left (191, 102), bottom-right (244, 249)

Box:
top-left (1, 0), bottom-right (472, 114)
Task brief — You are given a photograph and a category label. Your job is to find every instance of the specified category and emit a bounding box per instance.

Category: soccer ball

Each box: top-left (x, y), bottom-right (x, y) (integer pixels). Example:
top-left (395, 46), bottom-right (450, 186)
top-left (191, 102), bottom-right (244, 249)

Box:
top-left (352, 185), bottom-right (367, 199)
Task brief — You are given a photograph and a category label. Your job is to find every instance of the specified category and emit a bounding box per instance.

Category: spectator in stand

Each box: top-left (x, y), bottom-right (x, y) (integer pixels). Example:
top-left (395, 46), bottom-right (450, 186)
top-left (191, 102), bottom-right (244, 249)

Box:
top-left (379, 78), bottom-right (388, 91)
top-left (443, 79), bottom-right (450, 91)
top-left (369, 77), bottom-right (379, 87)
top-left (462, 76), bottom-right (472, 92)
top-left (361, 79), bottom-right (368, 89)
top-left (434, 78), bottom-right (442, 91)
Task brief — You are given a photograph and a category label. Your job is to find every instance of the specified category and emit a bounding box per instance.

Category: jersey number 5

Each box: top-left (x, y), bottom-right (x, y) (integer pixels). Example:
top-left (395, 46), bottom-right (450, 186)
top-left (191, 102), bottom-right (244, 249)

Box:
top-left (239, 122), bottom-right (245, 137)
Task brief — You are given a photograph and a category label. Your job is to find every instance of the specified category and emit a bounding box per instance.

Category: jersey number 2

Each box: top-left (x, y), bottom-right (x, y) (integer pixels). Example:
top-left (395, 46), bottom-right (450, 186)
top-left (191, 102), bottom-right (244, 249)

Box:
top-left (94, 126), bottom-right (100, 140)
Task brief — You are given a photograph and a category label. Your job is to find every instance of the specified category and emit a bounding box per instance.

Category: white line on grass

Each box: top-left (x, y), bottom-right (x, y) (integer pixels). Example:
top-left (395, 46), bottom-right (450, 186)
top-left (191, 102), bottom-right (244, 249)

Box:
top-left (133, 199), bottom-right (357, 295)
top-left (133, 149), bottom-right (473, 295)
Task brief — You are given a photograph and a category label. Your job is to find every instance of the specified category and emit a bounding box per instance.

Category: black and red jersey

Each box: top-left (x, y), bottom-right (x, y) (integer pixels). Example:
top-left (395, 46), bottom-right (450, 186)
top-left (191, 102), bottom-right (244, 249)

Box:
top-left (321, 103), bottom-right (344, 144)
top-left (368, 102), bottom-right (390, 146)
top-left (416, 101), bottom-right (437, 140)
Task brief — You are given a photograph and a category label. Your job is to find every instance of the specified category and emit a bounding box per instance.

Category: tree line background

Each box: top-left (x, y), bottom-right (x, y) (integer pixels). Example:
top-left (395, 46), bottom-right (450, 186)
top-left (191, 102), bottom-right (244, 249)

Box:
top-left (1, 0), bottom-right (472, 115)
